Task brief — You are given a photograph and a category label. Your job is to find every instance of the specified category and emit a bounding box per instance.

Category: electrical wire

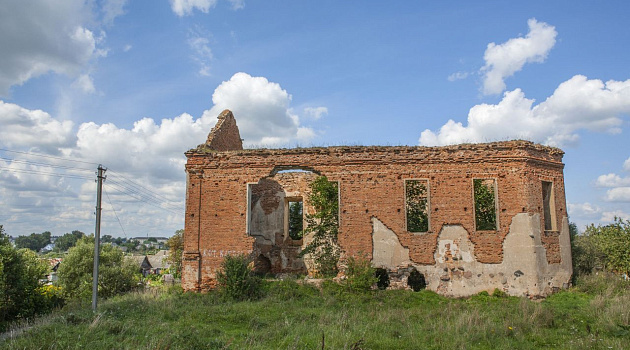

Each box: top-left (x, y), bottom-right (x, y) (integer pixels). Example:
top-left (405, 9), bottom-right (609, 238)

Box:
top-left (0, 156), bottom-right (95, 172)
top-left (105, 179), bottom-right (183, 212)
top-left (104, 187), bottom-right (127, 239)
top-left (0, 166), bottom-right (94, 180)
top-left (0, 148), bottom-right (100, 165)
top-left (107, 170), bottom-right (181, 206)
top-left (104, 182), bottom-right (181, 215)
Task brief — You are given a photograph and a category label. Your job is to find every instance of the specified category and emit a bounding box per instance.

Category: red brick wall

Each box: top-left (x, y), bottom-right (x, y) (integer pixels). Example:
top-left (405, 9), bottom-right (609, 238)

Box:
top-left (183, 141), bottom-right (566, 290)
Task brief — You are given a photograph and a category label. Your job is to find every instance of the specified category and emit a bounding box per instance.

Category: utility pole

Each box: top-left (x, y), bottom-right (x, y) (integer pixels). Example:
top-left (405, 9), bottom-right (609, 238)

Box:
top-left (92, 165), bottom-right (106, 311)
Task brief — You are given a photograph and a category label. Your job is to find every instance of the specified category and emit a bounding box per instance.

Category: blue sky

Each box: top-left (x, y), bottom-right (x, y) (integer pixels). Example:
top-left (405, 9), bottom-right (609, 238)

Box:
top-left (1, 0), bottom-right (630, 238)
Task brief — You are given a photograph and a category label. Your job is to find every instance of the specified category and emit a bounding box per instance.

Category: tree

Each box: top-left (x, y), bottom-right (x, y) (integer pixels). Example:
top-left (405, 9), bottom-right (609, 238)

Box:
top-left (166, 229), bottom-right (184, 277)
top-left (0, 225), bottom-right (50, 331)
top-left (101, 234), bottom-right (114, 243)
top-left (572, 218), bottom-right (630, 277)
top-left (54, 230), bottom-right (85, 252)
top-left (588, 218), bottom-right (630, 276)
top-left (14, 231), bottom-right (51, 252)
top-left (288, 201), bottom-right (304, 240)
top-left (57, 236), bottom-right (138, 300)
top-left (299, 176), bottom-right (340, 277)
top-left (406, 180), bottom-right (428, 232)
top-left (473, 179), bottom-right (497, 230)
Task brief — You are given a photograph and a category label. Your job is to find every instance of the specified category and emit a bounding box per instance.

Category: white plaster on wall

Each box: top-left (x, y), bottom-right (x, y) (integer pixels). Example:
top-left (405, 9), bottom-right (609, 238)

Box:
top-left (371, 213), bottom-right (572, 297)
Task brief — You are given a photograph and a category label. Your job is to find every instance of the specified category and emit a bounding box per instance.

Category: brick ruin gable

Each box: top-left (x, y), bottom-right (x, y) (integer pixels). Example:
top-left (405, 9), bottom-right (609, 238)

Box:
top-left (204, 109), bottom-right (243, 151)
top-left (182, 111), bottom-right (572, 297)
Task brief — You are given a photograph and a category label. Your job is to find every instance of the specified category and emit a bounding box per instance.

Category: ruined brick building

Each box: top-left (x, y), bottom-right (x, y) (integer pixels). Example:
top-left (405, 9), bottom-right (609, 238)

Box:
top-left (182, 110), bottom-right (572, 297)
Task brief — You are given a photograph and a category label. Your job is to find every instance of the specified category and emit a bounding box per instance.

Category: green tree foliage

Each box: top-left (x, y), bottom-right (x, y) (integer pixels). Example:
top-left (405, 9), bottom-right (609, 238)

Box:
top-left (54, 230), bottom-right (85, 252)
top-left (299, 176), bottom-right (340, 277)
top-left (216, 254), bottom-right (261, 301)
top-left (581, 218), bottom-right (630, 276)
top-left (57, 236), bottom-right (138, 300)
top-left (572, 218), bottom-right (630, 278)
top-left (406, 180), bottom-right (428, 232)
top-left (288, 201), bottom-right (303, 240)
top-left (0, 225), bottom-right (51, 331)
top-left (473, 179), bottom-right (497, 230)
top-left (166, 229), bottom-right (184, 277)
top-left (14, 231), bottom-right (51, 252)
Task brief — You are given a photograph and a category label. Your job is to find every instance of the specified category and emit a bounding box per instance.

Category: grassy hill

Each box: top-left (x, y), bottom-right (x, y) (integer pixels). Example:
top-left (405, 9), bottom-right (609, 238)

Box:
top-left (2, 274), bottom-right (629, 349)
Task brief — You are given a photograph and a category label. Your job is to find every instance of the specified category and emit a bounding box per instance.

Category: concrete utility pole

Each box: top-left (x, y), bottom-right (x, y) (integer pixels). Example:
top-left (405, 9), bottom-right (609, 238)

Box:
top-left (92, 165), bottom-right (106, 311)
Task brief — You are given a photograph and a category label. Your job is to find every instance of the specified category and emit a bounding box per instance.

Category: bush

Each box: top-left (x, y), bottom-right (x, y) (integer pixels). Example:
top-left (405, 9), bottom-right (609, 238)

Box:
top-left (572, 218), bottom-right (630, 278)
top-left (216, 254), bottom-right (261, 301)
top-left (343, 255), bottom-right (377, 292)
top-left (57, 236), bottom-right (139, 300)
top-left (0, 226), bottom-right (53, 331)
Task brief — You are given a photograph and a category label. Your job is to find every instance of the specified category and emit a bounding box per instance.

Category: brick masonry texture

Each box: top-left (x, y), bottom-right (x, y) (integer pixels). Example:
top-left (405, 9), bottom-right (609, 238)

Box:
top-left (182, 111), bottom-right (569, 294)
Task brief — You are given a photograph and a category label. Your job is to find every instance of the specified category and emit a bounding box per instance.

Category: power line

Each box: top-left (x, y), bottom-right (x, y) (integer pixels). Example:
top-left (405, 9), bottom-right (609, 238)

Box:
top-left (0, 156), bottom-right (95, 172)
top-left (106, 177), bottom-right (183, 211)
top-left (107, 170), bottom-right (181, 206)
top-left (106, 179), bottom-right (183, 212)
top-left (103, 187), bottom-right (127, 239)
top-left (0, 166), bottom-right (94, 180)
top-left (0, 148), bottom-right (100, 165)
top-left (104, 182), bottom-right (181, 215)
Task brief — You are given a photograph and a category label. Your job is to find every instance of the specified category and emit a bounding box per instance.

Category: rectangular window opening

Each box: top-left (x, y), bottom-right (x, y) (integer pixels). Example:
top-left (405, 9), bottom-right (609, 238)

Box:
top-left (287, 199), bottom-right (304, 240)
top-left (474, 178), bottom-right (498, 231)
top-left (542, 181), bottom-right (556, 231)
top-left (405, 179), bottom-right (429, 233)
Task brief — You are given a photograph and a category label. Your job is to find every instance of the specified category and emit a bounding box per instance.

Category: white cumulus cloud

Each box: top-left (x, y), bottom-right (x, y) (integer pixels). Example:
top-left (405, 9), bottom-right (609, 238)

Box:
top-left (596, 173), bottom-right (630, 188)
top-left (170, 0), bottom-right (218, 16)
top-left (605, 188), bottom-right (630, 202)
top-left (601, 210), bottom-right (630, 222)
top-left (303, 107), bottom-right (328, 120)
top-left (202, 72), bottom-right (316, 146)
top-left (419, 75), bottom-right (630, 147)
top-left (481, 19), bottom-right (557, 95)
top-left (72, 74), bottom-right (96, 94)
top-left (0, 100), bottom-right (75, 153)
top-left (0, 72), bottom-right (321, 236)
top-left (0, 0), bottom-right (98, 95)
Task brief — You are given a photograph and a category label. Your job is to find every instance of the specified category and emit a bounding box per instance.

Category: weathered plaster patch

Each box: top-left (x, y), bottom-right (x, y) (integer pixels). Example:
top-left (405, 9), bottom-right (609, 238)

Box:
top-left (371, 217), bottom-right (411, 269)
top-left (372, 213), bottom-right (572, 297)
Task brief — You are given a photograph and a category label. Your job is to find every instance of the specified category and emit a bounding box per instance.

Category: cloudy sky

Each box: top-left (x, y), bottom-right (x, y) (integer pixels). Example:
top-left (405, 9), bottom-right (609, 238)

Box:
top-left (1, 0), bottom-right (630, 238)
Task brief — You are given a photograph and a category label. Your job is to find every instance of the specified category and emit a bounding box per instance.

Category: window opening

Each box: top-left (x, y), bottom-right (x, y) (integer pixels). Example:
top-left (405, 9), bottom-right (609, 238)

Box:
top-left (542, 181), bottom-right (556, 231)
top-left (405, 179), bottom-right (429, 232)
top-left (287, 199), bottom-right (303, 240)
top-left (474, 178), bottom-right (497, 231)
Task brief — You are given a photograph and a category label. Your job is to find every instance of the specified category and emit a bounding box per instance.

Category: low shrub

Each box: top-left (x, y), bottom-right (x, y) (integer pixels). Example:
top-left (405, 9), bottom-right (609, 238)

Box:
top-left (343, 255), bottom-right (377, 292)
top-left (216, 254), bottom-right (261, 301)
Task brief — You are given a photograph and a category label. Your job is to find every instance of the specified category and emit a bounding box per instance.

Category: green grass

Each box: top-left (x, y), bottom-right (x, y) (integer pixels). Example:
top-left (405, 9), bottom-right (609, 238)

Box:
top-left (2, 275), bottom-right (629, 350)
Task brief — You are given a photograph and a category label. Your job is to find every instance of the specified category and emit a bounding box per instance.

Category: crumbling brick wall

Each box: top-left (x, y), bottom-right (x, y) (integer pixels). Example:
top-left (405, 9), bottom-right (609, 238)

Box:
top-left (182, 111), bottom-right (570, 296)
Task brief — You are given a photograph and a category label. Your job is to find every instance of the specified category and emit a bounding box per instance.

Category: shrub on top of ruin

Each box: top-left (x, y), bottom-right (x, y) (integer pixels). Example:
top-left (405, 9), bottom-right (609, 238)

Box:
top-left (299, 176), bottom-right (340, 278)
top-left (216, 254), bottom-right (261, 301)
top-left (343, 254), bottom-right (377, 292)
